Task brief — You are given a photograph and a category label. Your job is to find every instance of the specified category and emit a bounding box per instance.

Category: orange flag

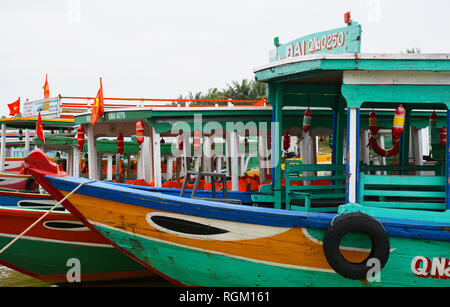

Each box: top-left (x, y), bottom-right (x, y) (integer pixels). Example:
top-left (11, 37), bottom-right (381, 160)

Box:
top-left (43, 74), bottom-right (50, 99)
top-left (8, 98), bottom-right (20, 116)
top-left (36, 112), bottom-right (45, 143)
top-left (91, 78), bottom-right (104, 126)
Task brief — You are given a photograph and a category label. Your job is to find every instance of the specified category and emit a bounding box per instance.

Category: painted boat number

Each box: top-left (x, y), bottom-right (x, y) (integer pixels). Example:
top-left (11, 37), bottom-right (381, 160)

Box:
top-left (411, 256), bottom-right (450, 280)
top-left (107, 112), bottom-right (126, 120)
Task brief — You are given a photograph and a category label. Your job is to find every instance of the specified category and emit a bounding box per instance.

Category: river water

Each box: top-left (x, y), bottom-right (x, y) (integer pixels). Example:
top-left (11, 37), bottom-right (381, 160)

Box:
top-left (0, 265), bottom-right (174, 287)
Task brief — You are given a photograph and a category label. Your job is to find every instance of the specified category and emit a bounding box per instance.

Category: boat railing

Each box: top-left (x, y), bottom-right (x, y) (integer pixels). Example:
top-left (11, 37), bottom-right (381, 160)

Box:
top-left (180, 170), bottom-right (242, 204)
top-left (59, 96), bottom-right (270, 111)
top-left (358, 173), bottom-right (446, 211)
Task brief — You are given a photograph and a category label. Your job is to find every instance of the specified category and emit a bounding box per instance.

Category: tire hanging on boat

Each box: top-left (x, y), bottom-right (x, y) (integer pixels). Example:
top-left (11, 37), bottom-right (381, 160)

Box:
top-left (322, 212), bottom-right (390, 280)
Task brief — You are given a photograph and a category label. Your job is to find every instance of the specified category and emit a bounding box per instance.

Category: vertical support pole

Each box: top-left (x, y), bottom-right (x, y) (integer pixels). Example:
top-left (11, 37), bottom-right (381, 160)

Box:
top-left (67, 150), bottom-right (74, 176)
top-left (361, 130), bottom-right (370, 165)
top-left (225, 131), bottom-right (231, 177)
top-left (334, 99), bottom-right (346, 166)
top-left (97, 152), bottom-right (103, 180)
top-left (446, 109), bottom-right (450, 210)
top-left (332, 109), bottom-right (338, 165)
top-left (258, 131), bottom-right (268, 183)
top-left (166, 157), bottom-right (174, 180)
top-left (183, 133), bottom-right (191, 174)
top-left (86, 124), bottom-right (98, 180)
top-left (271, 83), bottom-right (283, 209)
top-left (400, 106), bottom-right (411, 174)
top-left (229, 130), bottom-right (239, 191)
top-left (142, 136), bottom-right (153, 183)
top-left (152, 129), bottom-right (162, 187)
top-left (411, 126), bottom-right (424, 175)
top-left (72, 147), bottom-right (80, 177)
top-left (346, 108), bottom-right (360, 203)
top-left (203, 136), bottom-right (212, 183)
top-left (0, 124), bottom-right (6, 172)
top-left (24, 129), bottom-right (30, 152)
top-left (300, 131), bottom-right (312, 185)
top-left (106, 153), bottom-right (113, 181)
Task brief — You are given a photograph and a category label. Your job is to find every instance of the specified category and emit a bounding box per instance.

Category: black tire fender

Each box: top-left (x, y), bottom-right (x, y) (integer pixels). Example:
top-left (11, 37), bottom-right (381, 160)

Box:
top-left (323, 212), bottom-right (390, 280)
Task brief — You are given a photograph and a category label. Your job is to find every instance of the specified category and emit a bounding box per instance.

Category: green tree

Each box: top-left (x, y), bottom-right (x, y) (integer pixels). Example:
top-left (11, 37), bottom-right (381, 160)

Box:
top-left (174, 78), bottom-right (267, 106)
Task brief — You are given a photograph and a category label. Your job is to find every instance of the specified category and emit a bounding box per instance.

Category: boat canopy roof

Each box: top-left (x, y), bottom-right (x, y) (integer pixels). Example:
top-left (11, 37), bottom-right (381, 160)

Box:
top-left (254, 53), bottom-right (450, 110)
top-left (0, 117), bottom-right (74, 129)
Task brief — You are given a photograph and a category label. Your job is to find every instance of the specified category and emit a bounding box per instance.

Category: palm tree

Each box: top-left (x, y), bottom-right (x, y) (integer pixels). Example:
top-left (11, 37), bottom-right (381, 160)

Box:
top-left (176, 78), bottom-right (268, 105)
top-left (403, 47), bottom-right (421, 54)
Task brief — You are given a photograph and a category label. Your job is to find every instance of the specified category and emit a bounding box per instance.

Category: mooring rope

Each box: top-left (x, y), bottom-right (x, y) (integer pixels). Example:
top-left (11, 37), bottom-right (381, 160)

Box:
top-left (0, 179), bottom-right (96, 255)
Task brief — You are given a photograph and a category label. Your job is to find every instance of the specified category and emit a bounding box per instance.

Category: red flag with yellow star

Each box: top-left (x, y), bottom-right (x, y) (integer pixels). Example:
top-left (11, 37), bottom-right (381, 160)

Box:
top-left (36, 112), bottom-right (45, 143)
top-left (91, 78), bottom-right (104, 126)
top-left (8, 98), bottom-right (20, 116)
top-left (43, 74), bottom-right (50, 99)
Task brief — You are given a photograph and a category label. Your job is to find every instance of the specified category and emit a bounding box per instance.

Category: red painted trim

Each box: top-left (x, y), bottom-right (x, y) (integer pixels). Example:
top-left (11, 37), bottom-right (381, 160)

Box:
top-left (0, 190), bottom-right (52, 199)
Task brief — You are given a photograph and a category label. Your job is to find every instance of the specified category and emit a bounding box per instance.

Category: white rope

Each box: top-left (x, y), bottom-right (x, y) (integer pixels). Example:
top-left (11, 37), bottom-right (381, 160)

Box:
top-left (0, 179), bottom-right (95, 255)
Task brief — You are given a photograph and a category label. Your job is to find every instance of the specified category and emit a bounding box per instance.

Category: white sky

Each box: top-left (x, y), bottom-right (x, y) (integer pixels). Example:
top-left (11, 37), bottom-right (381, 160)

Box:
top-left (1, 0), bottom-right (449, 117)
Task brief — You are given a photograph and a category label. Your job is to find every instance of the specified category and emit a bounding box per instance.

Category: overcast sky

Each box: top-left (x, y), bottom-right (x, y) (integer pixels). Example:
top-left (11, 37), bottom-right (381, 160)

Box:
top-left (1, 0), bottom-right (449, 117)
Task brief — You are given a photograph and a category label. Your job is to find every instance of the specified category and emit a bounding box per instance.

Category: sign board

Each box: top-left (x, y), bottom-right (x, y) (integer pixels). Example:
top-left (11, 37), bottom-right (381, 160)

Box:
top-left (23, 96), bottom-right (60, 118)
top-left (269, 22), bottom-right (362, 62)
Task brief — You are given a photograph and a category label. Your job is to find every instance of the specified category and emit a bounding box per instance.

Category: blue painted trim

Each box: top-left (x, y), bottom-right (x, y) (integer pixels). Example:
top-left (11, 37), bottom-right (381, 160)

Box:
top-left (46, 176), bottom-right (450, 242)
top-left (46, 175), bottom-right (335, 229)
top-left (110, 182), bottom-right (253, 204)
top-left (0, 194), bottom-right (50, 207)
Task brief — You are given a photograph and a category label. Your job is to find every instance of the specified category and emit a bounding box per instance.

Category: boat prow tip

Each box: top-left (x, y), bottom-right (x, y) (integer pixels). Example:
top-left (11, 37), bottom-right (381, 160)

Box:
top-left (22, 149), bottom-right (68, 179)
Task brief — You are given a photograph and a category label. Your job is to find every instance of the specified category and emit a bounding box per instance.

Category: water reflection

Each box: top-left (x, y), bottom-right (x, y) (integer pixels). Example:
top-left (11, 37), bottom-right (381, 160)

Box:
top-left (0, 265), bottom-right (174, 287)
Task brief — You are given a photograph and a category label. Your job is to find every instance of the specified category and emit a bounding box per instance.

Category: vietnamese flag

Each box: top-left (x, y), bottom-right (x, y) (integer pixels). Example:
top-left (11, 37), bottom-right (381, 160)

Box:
top-left (8, 98), bottom-right (20, 116)
top-left (43, 74), bottom-right (50, 99)
top-left (36, 112), bottom-right (45, 143)
top-left (91, 77), bottom-right (104, 126)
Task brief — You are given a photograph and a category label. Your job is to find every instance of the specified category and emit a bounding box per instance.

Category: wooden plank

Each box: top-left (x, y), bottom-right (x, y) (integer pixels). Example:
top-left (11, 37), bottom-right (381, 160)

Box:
top-left (363, 201), bottom-right (446, 210)
top-left (285, 164), bottom-right (346, 172)
top-left (364, 190), bottom-right (445, 198)
top-left (287, 184), bottom-right (346, 191)
top-left (361, 164), bottom-right (441, 172)
top-left (362, 175), bottom-right (445, 186)
top-left (289, 204), bottom-right (338, 213)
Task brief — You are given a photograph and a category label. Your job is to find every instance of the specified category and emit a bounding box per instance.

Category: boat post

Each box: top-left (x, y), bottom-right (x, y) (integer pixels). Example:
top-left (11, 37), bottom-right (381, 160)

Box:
top-left (0, 123), bottom-right (6, 172)
top-left (24, 129), bottom-right (30, 151)
top-left (346, 107), bottom-right (360, 203)
top-left (270, 83), bottom-right (283, 209)
top-left (446, 108), bottom-right (450, 210)
top-left (399, 106), bottom-right (412, 175)
top-left (86, 123), bottom-right (99, 180)
top-left (257, 127), bottom-right (268, 183)
top-left (152, 127), bottom-right (162, 187)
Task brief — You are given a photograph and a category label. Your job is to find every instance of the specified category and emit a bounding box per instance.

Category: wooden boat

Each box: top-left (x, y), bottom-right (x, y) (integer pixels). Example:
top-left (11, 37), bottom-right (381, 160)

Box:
top-left (0, 205), bottom-right (156, 285)
top-left (25, 149), bottom-right (450, 286)
top-left (0, 189), bottom-right (55, 207)
top-left (23, 19), bottom-right (450, 287)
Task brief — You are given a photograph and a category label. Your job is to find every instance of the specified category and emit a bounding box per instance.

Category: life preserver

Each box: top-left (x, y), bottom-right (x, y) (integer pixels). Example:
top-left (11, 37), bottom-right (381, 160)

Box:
top-left (136, 120), bottom-right (144, 145)
top-left (368, 106), bottom-right (404, 157)
top-left (303, 108), bottom-right (312, 133)
top-left (440, 126), bottom-right (447, 147)
top-left (323, 212), bottom-right (390, 280)
top-left (369, 137), bottom-right (400, 157)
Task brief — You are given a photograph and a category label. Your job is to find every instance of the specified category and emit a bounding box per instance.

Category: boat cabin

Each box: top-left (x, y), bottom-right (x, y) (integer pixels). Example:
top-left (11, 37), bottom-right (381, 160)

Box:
top-left (253, 20), bottom-right (450, 218)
